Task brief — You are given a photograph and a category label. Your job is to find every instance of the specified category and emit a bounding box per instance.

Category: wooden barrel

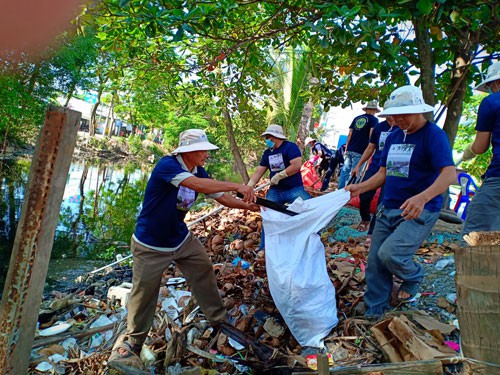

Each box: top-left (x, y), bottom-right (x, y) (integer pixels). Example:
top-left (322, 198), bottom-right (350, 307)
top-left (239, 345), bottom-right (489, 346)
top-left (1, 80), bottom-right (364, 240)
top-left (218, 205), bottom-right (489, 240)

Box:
top-left (455, 245), bottom-right (500, 364)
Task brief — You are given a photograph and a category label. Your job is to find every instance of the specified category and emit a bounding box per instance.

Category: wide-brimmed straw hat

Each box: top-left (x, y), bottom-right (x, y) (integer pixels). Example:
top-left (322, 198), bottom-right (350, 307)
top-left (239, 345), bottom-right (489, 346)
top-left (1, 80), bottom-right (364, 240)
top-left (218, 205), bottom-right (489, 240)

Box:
top-left (261, 124), bottom-right (287, 139)
top-left (378, 86), bottom-right (434, 117)
top-left (475, 61), bottom-right (500, 92)
top-left (362, 100), bottom-right (380, 112)
top-left (172, 129), bottom-right (219, 154)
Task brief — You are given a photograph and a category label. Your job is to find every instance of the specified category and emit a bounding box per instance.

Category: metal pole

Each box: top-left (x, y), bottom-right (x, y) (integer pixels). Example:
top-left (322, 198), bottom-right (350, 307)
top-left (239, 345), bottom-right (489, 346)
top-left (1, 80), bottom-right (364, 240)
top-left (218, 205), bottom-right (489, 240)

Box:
top-left (0, 106), bottom-right (81, 374)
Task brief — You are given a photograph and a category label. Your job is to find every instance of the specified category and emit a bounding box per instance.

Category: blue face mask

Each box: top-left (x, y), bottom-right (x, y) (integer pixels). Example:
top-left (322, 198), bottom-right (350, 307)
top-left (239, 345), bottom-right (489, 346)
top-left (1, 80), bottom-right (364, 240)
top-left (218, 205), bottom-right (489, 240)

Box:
top-left (487, 86), bottom-right (494, 95)
top-left (265, 139), bottom-right (275, 148)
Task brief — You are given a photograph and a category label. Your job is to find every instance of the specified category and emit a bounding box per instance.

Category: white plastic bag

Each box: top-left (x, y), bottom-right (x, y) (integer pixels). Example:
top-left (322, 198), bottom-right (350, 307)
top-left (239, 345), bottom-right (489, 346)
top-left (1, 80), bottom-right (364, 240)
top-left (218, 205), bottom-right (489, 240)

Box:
top-left (262, 189), bottom-right (350, 348)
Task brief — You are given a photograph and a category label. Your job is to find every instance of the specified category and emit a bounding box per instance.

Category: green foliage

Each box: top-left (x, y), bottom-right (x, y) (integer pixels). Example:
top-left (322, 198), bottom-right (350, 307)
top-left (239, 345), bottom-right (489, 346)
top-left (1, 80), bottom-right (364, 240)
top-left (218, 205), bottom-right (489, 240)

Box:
top-left (81, 177), bottom-right (147, 260)
top-left (126, 135), bottom-right (144, 155)
top-left (50, 33), bottom-right (99, 101)
top-left (0, 69), bottom-right (46, 146)
top-left (454, 93), bottom-right (492, 180)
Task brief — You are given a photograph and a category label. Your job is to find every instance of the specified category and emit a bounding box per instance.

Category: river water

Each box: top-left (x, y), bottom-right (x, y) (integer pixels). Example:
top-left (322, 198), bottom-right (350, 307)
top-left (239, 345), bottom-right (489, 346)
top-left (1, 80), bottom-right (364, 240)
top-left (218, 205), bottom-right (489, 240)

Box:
top-left (0, 160), bottom-right (150, 297)
top-left (0, 157), bottom-right (228, 297)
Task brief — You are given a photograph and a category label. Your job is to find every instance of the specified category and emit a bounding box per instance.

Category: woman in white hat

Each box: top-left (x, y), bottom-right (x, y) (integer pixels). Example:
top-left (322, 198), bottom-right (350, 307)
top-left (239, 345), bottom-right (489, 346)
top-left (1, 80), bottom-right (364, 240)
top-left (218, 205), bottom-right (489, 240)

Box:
top-left (461, 60), bottom-right (500, 235)
top-left (109, 129), bottom-right (259, 368)
top-left (248, 124), bottom-right (310, 250)
top-left (346, 86), bottom-right (456, 317)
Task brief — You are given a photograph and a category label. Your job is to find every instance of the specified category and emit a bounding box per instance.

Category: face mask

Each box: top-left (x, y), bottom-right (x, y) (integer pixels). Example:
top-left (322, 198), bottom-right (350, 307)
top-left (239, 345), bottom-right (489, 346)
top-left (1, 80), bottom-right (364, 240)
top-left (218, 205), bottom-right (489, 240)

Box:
top-left (488, 86), bottom-right (494, 95)
top-left (265, 139), bottom-right (275, 148)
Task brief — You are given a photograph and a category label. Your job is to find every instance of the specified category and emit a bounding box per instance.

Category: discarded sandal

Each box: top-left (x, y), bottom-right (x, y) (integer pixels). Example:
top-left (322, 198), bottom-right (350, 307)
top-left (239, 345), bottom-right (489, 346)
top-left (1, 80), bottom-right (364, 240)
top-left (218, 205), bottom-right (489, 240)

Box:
top-left (108, 340), bottom-right (144, 370)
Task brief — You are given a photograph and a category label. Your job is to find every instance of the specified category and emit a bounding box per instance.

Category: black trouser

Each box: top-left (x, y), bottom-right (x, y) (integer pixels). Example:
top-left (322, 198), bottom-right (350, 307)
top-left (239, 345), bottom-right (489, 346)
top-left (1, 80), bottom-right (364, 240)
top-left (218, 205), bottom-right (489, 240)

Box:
top-left (321, 157), bottom-right (341, 191)
top-left (359, 168), bottom-right (378, 222)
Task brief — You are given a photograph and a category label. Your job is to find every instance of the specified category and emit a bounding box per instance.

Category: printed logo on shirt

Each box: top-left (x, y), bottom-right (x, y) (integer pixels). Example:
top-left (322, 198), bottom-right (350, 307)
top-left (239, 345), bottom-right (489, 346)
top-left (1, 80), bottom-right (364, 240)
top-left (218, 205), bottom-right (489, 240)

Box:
top-left (176, 185), bottom-right (196, 211)
top-left (354, 117), bottom-right (368, 129)
top-left (386, 144), bottom-right (415, 178)
top-left (269, 153), bottom-right (286, 172)
top-left (379, 131), bottom-right (391, 151)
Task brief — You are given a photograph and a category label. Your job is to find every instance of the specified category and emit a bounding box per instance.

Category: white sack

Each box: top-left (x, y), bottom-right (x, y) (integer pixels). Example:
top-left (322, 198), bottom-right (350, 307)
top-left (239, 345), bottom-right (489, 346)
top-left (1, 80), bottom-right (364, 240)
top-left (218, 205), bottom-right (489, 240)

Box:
top-left (262, 189), bottom-right (350, 348)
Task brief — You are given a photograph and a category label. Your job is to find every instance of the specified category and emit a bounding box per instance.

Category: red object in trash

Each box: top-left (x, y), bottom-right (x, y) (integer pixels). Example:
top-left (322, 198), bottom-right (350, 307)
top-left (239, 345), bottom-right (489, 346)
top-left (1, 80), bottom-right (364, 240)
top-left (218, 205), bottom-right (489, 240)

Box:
top-left (301, 160), bottom-right (322, 190)
top-left (349, 187), bottom-right (381, 214)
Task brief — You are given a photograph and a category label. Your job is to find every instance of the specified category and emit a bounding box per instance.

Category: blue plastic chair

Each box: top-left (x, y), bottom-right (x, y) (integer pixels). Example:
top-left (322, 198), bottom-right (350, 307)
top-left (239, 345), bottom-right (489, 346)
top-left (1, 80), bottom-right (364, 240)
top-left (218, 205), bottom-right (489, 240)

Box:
top-left (453, 172), bottom-right (478, 220)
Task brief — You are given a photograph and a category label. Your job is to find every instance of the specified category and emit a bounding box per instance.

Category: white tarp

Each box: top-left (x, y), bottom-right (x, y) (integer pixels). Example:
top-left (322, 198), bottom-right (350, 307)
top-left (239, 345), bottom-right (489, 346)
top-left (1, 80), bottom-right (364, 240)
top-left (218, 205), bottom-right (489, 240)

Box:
top-left (262, 189), bottom-right (351, 348)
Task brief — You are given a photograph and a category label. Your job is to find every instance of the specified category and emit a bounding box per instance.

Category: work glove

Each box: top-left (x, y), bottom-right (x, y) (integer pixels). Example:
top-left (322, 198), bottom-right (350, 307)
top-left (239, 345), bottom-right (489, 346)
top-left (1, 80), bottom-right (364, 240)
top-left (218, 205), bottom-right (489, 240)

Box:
top-left (247, 179), bottom-right (256, 187)
top-left (270, 170), bottom-right (288, 185)
top-left (462, 143), bottom-right (477, 161)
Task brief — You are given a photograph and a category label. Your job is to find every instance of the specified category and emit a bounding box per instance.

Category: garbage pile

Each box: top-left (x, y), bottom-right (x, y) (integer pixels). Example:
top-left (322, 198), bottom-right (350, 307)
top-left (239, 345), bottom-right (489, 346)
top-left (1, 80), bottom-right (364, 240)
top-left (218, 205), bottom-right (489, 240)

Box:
top-left (29, 204), bottom-right (464, 374)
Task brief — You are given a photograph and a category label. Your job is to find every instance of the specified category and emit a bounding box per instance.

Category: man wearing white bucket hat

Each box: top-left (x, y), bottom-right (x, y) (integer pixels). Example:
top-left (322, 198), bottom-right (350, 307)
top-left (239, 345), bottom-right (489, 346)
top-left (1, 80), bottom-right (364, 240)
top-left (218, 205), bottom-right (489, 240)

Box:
top-left (346, 86), bottom-right (456, 317)
top-left (109, 129), bottom-right (258, 368)
top-left (461, 60), bottom-right (500, 235)
top-left (337, 100), bottom-right (380, 189)
top-left (248, 124), bottom-right (310, 250)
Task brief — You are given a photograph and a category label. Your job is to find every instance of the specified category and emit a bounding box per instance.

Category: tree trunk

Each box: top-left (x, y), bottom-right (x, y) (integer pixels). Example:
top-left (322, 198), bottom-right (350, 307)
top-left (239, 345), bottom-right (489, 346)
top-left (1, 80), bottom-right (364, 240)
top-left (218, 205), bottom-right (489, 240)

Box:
top-left (64, 79), bottom-right (79, 107)
top-left (297, 98), bottom-right (313, 152)
top-left (26, 63), bottom-right (40, 96)
top-left (442, 47), bottom-right (474, 149)
top-left (222, 107), bottom-right (249, 183)
top-left (103, 94), bottom-right (114, 138)
top-left (413, 17), bottom-right (436, 121)
top-left (90, 85), bottom-right (104, 137)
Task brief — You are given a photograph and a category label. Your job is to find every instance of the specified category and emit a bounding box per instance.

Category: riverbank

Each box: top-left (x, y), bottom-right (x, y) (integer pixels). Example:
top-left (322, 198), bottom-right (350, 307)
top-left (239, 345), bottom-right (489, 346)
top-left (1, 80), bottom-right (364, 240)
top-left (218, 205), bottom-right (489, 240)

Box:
top-left (3, 131), bottom-right (165, 164)
top-left (72, 132), bottom-right (165, 163)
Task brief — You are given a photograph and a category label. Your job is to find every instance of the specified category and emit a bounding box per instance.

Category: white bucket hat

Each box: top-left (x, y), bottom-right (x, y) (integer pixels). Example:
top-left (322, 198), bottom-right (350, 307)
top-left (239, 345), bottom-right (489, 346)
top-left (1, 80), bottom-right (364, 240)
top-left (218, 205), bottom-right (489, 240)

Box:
top-left (304, 136), bottom-right (315, 145)
top-left (475, 61), bottom-right (500, 92)
top-left (261, 124), bottom-right (287, 139)
top-left (172, 129), bottom-right (219, 154)
top-left (362, 100), bottom-right (380, 112)
top-left (378, 85), bottom-right (434, 117)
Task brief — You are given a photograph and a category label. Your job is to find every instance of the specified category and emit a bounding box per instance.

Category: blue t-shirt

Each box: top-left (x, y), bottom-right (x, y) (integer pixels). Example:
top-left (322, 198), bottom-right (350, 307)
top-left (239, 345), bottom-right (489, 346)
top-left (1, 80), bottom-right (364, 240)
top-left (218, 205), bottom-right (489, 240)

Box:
top-left (259, 140), bottom-right (304, 190)
top-left (347, 114), bottom-right (378, 154)
top-left (134, 155), bottom-right (210, 248)
top-left (312, 142), bottom-right (333, 158)
top-left (476, 92), bottom-right (500, 178)
top-left (367, 120), bottom-right (395, 174)
top-left (380, 121), bottom-right (454, 212)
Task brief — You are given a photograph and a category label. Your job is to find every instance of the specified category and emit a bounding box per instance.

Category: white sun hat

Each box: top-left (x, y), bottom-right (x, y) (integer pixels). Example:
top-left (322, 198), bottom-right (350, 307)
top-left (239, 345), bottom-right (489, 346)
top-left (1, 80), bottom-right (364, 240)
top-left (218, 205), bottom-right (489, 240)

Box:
top-left (378, 85), bottom-right (434, 117)
top-left (172, 129), bottom-right (219, 154)
top-left (261, 124), bottom-right (287, 139)
top-left (362, 100), bottom-right (380, 112)
top-left (304, 136), bottom-right (315, 145)
top-left (475, 61), bottom-right (500, 92)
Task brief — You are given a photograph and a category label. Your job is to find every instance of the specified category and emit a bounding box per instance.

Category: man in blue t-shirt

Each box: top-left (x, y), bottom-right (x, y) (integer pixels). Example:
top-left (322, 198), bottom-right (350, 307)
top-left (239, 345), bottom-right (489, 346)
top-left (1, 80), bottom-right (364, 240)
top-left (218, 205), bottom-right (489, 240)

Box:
top-left (109, 129), bottom-right (258, 368)
top-left (346, 86), bottom-right (456, 318)
top-left (461, 60), bottom-right (500, 236)
top-left (337, 100), bottom-right (379, 188)
top-left (351, 100), bottom-right (397, 237)
top-left (248, 124), bottom-right (310, 250)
